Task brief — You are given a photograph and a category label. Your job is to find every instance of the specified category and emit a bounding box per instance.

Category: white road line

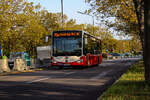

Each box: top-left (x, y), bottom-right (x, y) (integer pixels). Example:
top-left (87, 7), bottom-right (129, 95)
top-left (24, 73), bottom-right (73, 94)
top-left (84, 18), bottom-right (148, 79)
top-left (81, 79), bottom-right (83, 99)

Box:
top-left (26, 72), bottom-right (76, 84)
top-left (65, 72), bottom-right (76, 75)
top-left (26, 77), bottom-right (49, 84)
top-left (58, 72), bottom-right (76, 78)
top-left (90, 70), bottom-right (112, 80)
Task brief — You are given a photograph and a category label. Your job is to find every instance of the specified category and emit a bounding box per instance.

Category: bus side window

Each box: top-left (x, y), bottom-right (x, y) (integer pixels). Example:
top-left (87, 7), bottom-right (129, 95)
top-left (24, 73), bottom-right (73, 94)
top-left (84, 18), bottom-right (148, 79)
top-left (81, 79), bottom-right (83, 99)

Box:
top-left (79, 39), bottom-right (82, 48)
top-left (83, 37), bottom-right (88, 55)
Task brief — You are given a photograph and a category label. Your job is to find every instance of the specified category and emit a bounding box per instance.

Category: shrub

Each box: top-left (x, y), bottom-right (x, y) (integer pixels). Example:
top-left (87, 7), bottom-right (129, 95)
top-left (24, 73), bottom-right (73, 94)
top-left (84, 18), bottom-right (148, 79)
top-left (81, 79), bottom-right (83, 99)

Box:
top-left (102, 53), bottom-right (108, 58)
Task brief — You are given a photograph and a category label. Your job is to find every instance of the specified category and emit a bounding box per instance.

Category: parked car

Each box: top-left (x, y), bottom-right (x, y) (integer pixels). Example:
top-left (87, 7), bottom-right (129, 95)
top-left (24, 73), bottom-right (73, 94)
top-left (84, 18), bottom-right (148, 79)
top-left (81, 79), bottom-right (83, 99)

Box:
top-left (111, 53), bottom-right (121, 59)
top-left (121, 53), bottom-right (131, 57)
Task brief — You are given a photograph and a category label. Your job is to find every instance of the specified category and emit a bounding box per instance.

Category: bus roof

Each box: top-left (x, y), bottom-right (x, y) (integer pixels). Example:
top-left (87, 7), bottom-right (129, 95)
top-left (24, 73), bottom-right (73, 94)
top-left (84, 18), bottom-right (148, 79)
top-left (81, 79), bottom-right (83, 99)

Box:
top-left (52, 30), bottom-right (101, 40)
top-left (83, 31), bottom-right (101, 41)
top-left (53, 30), bottom-right (82, 33)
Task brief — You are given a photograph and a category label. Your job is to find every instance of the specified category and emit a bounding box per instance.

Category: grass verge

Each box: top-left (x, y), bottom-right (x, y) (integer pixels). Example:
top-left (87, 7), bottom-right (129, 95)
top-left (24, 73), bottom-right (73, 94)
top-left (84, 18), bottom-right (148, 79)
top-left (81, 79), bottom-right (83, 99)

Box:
top-left (101, 60), bottom-right (150, 100)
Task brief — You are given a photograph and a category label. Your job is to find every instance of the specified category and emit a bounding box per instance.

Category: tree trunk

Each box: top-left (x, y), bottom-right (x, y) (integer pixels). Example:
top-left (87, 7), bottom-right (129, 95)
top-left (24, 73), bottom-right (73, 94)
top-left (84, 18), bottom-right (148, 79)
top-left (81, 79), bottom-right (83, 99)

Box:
top-left (144, 0), bottom-right (150, 85)
top-left (133, 0), bottom-right (144, 56)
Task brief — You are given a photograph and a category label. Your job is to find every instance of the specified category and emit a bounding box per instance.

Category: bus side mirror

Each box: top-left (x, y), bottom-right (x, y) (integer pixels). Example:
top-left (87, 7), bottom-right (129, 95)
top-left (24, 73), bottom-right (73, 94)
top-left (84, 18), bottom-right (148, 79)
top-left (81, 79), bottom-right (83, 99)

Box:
top-left (45, 36), bottom-right (49, 43)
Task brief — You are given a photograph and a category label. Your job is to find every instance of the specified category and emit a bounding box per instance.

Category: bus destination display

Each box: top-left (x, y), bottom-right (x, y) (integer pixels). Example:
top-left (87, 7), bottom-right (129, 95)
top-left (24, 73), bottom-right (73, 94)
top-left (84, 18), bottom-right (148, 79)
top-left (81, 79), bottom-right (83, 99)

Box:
top-left (54, 32), bottom-right (80, 37)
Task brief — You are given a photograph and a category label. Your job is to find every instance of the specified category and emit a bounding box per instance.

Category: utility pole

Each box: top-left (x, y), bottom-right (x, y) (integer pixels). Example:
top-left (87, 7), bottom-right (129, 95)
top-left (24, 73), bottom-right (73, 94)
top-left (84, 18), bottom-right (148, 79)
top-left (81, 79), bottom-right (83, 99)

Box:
top-left (92, 16), bottom-right (94, 35)
top-left (61, 0), bottom-right (64, 30)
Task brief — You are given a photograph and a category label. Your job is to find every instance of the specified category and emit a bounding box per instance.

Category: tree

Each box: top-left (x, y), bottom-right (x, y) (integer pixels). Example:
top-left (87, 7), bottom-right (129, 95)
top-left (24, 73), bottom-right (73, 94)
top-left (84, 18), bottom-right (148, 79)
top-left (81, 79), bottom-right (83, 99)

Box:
top-left (65, 19), bottom-right (76, 30)
top-left (0, 0), bottom-right (47, 57)
top-left (86, 0), bottom-right (150, 85)
top-left (144, 0), bottom-right (150, 85)
top-left (0, 0), bottom-right (27, 55)
top-left (40, 10), bottom-right (60, 32)
top-left (85, 0), bottom-right (142, 44)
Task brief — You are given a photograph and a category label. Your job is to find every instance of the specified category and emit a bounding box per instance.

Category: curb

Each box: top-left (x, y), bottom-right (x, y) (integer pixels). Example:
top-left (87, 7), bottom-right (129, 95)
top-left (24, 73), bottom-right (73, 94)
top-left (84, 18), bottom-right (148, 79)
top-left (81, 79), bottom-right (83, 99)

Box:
top-left (97, 59), bottom-right (140, 100)
top-left (0, 68), bottom-right (45, 76)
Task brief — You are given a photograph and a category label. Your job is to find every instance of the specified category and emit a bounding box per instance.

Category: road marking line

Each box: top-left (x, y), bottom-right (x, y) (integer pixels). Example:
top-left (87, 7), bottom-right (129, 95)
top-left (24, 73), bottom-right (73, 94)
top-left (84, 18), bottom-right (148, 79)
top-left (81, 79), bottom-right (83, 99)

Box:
top-left (26, 72), bottom-right (75, 84)
top-left (26, 77), bottom-right (49, 84)
top-left (65, 72), bottom-right (75, 75)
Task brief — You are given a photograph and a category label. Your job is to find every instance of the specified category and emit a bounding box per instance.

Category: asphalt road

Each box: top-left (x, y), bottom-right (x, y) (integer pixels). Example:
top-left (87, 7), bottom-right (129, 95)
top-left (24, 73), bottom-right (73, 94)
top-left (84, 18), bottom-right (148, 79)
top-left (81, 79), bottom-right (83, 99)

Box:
top-left (0, 58), bottom-right (140, 100)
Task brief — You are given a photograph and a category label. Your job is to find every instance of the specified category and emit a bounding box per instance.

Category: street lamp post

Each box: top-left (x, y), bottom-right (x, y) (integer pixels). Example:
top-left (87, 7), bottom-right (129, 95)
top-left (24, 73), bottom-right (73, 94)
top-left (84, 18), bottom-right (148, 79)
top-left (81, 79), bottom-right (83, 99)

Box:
top-left (77, 11), bottom-right (95, 35)
top-left (61, 0), bottom-right (64, 30)
top-left (92, 16), bottom-right (94, 35)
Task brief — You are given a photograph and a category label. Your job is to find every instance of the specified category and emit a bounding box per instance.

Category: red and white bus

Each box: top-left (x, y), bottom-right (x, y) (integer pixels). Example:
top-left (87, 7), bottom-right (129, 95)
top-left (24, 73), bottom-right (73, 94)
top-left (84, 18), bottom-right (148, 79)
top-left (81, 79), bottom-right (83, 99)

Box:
top-left (49, 30), bottom-right (102, 67)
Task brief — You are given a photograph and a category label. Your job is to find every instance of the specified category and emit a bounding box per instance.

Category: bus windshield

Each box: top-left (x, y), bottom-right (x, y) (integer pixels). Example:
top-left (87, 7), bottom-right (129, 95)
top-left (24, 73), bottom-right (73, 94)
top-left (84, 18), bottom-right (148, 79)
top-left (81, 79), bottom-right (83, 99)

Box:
top-left (53, 37), bottom-right (82, 56)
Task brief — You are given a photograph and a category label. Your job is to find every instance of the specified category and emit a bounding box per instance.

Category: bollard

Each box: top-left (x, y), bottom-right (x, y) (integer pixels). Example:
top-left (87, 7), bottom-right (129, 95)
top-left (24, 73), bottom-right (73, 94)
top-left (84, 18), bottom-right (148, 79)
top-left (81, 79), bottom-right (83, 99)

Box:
top-left (30, 58), bottom-right (36, 69)
top-left (13, 58), bottom-right (29, 71)
top-left (0, 58), bottom-right (11, 72)
top-left (0, 61), bottom-right (3, 73)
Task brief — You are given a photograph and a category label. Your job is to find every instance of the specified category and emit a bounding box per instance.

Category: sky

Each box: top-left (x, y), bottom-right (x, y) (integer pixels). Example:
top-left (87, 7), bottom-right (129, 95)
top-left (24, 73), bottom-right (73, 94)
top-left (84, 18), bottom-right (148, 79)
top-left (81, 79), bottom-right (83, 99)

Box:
top-left (27, 0), bottom-right (125, 39)
top-left (28, 0), bottom-right (93, 25)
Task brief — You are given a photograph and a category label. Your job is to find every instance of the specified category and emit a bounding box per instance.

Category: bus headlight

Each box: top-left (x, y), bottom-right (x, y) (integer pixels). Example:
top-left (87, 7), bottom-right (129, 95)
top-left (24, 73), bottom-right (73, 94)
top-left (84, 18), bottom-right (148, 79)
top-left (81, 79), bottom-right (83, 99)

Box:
top-left (77, 59), bottom-right (83, 63)
top-left (53, 60), bottom-right (56, 63)
top-left (52, 59), bottom-right (57, 63)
